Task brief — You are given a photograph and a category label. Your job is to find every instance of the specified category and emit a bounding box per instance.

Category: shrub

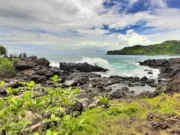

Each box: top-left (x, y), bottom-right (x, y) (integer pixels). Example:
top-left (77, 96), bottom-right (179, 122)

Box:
top-left (98, 96), bottom-right (110, 108)
top-left (0, 57), bottom-right (16, 77)
top-left (0, 75), bottom-right (81, 135)
top-left (0, 46), bottom-right (7, 55)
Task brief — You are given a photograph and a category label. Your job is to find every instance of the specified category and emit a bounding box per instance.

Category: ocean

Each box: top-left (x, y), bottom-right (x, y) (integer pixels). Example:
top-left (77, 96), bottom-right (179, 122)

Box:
top-left (48, 55), bottom-right (180, 79)
top-left (6, 45), bottom-right (179, 79)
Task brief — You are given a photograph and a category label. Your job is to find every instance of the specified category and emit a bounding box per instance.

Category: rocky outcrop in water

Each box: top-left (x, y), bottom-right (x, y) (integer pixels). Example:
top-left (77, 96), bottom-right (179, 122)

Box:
top-left (60, 62), bottom-right (108, 72)
top-left (140, 58), bottom-right (180, 94)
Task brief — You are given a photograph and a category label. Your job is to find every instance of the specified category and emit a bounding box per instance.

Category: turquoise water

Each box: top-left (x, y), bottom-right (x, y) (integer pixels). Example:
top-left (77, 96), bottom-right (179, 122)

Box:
top-left (6, 45), bottom-right (179, 78)
top-left (47, 54), bottom-right (179, 78)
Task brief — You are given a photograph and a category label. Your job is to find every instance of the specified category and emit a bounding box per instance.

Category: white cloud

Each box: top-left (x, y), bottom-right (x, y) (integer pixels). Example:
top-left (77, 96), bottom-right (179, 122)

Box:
top-left (0, 0), bottom-right (179, 53)
top-left (118, 29), bottom-right (152, 47)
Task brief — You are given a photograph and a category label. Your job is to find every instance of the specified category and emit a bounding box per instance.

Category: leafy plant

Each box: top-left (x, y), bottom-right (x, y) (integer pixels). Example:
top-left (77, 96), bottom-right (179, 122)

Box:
top-left (0, 57), bottom-right (16, 77)
top-left (0, 75), bottom-right (82, 134)
top-left (98, 96), bottom-right (110, 108)
top-left (7, 87), bottom-right (20, 95)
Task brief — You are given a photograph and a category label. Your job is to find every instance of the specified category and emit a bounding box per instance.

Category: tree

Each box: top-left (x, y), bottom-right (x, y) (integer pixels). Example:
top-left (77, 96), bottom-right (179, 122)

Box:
top-left (0, 46), bottom-right (7, 55)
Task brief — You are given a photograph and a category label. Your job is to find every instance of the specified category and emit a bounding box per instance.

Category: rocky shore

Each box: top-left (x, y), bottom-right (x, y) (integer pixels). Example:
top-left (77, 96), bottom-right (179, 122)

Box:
top-left (140, 58), bottom-right (180, 94)
top-left (1, 55), bottom-right (180, 110)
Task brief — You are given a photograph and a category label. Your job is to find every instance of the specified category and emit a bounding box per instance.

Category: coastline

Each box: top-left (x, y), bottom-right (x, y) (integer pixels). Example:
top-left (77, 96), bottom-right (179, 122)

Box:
top-left (1, 54), bottom-right (180, 134)
top-left (0, 54), bottom-right (166, 102)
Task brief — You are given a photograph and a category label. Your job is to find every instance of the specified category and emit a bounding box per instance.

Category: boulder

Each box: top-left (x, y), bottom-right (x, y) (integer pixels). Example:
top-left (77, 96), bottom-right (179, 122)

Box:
top-left (148, 71), bottom-right (153, 74)
top-left (110, 89), bottom-right (126, 99)
top-left (15, 62), bottom-right (33, 70)
top-left (34, 58), bottom-right (50, 67)
top-left (60, 62), bottom-right (108, 72)
top-left (139, 59), bottom-right (167, 68)
top-left (141, 76), bottom-right (148, 82)
top-left (30, 74), bottom-right (47, 84)
top-left (44, 71), bottom-right (54, 78)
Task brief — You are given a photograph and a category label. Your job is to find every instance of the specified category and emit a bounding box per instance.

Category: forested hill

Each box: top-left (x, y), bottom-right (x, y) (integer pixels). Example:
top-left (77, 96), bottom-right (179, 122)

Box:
top-left (107, 40), bottom-right (180, 55)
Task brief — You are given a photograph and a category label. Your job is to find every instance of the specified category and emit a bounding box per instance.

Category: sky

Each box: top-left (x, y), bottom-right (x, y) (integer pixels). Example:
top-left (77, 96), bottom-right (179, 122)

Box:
top-left (0, 0), bottom-right (180, 54)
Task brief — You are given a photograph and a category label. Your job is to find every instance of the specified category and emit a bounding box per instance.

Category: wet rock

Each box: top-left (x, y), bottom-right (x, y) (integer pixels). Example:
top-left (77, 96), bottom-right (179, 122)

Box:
top-left (15, 62), bottom-right (33, 70)
top-left (141, 76), bottom-right (148, 82)
top-left (30, 74), bottom-right (47, 84)
top-left (139, 59), bottom-right (167, 68)
top-left (146, 79), bottom-right (155, 84)
top-left (148, 71), bottom-right (153, 74)
top-left (110, 89), bottom-right (126, 99)
top-left (60, 62), bottom-right (108, 72)
top-left (34, 58), bottom-right (50, 67)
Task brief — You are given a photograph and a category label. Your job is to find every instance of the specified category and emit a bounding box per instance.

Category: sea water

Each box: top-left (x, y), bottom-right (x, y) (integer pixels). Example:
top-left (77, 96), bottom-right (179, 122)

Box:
top-left (48, 54), bottom-right (179, 79)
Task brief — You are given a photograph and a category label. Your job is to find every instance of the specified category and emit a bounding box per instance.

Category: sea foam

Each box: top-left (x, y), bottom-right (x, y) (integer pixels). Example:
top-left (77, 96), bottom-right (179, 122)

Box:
top-left (50, 57), bottom-right (160, 79)
top-left (79, 57), bottom-right (111, 70)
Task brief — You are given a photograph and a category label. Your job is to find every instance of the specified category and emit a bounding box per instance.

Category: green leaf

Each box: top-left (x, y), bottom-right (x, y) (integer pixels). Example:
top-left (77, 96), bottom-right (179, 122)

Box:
top-left (0, 81), bottom-right (5, 87)
top-left (19, 120), bottom-right (32, 129)
top-left (51, 114), bottom-right (56, 119)
top-left (46, 129), bottom-right (52, 135)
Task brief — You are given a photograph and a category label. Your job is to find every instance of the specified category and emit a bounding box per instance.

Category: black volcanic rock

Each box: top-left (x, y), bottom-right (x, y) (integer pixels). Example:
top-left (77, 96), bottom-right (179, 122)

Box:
top-left (60, 62), bottom-right (108, 72)
top-left (34, 58), bottom-right (50, 67)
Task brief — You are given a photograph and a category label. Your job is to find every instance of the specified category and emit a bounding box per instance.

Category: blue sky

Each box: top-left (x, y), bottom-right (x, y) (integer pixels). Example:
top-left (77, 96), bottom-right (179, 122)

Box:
top-left (0, 0), bottom-right (180, 53)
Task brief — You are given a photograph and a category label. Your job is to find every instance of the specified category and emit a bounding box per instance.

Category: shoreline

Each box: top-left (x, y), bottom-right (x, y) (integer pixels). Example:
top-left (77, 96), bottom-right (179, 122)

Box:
top-left (1, 54), bottom-right (180, 134)
top-left (1, 54), bottom-right (179, 107)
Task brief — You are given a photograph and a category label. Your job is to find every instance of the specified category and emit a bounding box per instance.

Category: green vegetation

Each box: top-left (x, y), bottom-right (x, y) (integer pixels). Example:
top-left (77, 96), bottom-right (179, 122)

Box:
top-left (0, 75), bottom-right (180, 135)
top-left (107, 40), bottom-right (180, 55)
top-left (64, 93), bottom-right (180, 135)
top-left (0, 75), bottom-right (82, 135)
top-left (98, 96), bottom-right (110, 108)
top-left (0, 46), bottom-right (7, 55)
top-left (0, 57), bottom-right (16, 77)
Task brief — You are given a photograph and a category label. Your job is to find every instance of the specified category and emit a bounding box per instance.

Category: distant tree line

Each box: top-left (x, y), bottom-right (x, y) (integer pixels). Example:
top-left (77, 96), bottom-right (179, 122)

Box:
top-left (107, 40), bottom-right (180, 55)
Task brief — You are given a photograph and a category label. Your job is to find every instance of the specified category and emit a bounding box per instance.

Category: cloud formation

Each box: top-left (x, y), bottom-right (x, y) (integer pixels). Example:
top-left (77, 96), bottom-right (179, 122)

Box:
top-left (0, 0), bottom-right (179, 53)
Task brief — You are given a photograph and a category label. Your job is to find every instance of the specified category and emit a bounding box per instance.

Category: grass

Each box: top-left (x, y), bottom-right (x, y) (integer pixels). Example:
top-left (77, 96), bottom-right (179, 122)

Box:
top-left (63, 93), bottom-right (180, 135)
top-left (0, 75), bottom-right (180, 134)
